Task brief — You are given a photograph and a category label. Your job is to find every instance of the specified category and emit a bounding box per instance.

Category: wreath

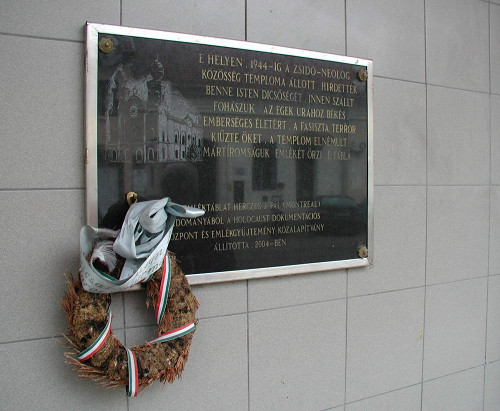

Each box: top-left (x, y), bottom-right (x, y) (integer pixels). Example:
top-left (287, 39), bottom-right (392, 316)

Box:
top-left (61, 196), bottom-right (204, 396)
top-left (62, 252), bottom-right (198, 396)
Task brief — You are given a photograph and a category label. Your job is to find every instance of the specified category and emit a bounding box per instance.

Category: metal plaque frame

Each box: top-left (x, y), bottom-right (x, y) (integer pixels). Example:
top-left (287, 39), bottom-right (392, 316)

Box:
top-left (85, 22), bottom-right (374, 285)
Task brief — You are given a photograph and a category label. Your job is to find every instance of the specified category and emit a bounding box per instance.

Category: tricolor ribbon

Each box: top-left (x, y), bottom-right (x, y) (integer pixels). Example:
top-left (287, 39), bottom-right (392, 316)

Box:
top-left (77, 312), bottom-right (113, 362)
top-left (154, 255), bottom-right (171, 324)
top-left (126, 348), bottom-right (138, 397)
top-left (149, 322), bottom-right (196, 344)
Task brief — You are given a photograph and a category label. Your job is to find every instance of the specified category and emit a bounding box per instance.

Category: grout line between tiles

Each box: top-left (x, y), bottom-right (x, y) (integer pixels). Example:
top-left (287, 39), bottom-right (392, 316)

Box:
top-left (0, 188), bottom-right (84, 193)
top-left (485, 3), bottom-right (492, 409)
top-left (345, 382), bottom-right (422, 408)
top-left (422, 2), bottom-right (428, 406)
top-left (422, 364), bottom-right (486, 384)
top-left (0, 335), bottom-right (66, 346)
top-left (344, 0), bottom-right (348, 55)
top-left (245, 0), bottom-right (248, 42)
top-left (344, 269), bottom-right (349, 406)
top-left (346, 364), bottom-right (486, 409)
top-left (247, 279), bottom-right (250, 411)
top-left (0, 31), bottom-right (83, 43)
top-left (375, 184), bottom-right (491, 188)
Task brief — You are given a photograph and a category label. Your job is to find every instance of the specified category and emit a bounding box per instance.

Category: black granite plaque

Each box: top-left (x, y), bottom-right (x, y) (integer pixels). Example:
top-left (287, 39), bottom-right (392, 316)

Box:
top-left (86, 23), bottom-right (373, 283)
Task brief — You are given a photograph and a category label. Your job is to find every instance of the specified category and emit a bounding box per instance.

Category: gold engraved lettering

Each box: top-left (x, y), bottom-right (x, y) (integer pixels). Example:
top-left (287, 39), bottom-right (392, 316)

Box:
top-left (244, 73), bottom-right (286, 87)
top-left (211, 131), bottom-right (240, 143)
top-left (275, 105), bottom-right (293, 116)
top-left (295, 107), bottom-right (325, 118)
top-left (320, 82), bottom-right (357, 94)
top-left (300, 121), bottom-right (329, 132)
top-left (201, 69), bottom-right (241, 82)
top-left (313, 136), bottom-right (348, 147)
top-left (288, 78), bottom-right (315, 89)
top-left (308, 94), bottom-right (330, 104)
top-left (275, 148), bottom-right (306, 159)
top-left (207, 54), bottom-right (244, 67)
top-left (204, 146), bottom-right (226, 157)
top-left (276, 134), bottom-right (312, 145)
top-left (331, 123), bottom-right (356, 134)
top-left (326, 109), bottom-right (346, 120)
top-left (319, 68), bottom-right (351, 80)
top-left (203, 116), bottom-right (253, 128)
top-left (254, 118), bottom-right (287, 130)
top-left (213, 101), bottom-right (255, 113)
top-left (328, 150), bottom-right (352, 160)
top-left (205, 85), bottom-right (234, 96)
top-left (293, 64), bottom-right (317, 76)
top-left (331, 96), bottom-right (355, 107)
top-left (261, 89), bottom-right (303, 102)
top-left (236, 87), bottom-right (259, 98)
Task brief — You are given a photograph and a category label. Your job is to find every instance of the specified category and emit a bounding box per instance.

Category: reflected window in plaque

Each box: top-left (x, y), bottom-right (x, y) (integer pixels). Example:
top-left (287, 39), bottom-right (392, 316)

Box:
top-left (252, 142), bottom-right (277, 190)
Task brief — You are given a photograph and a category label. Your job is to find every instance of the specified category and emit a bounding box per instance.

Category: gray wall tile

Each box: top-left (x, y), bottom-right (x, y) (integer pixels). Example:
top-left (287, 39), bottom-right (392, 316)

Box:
top-left (127, 315), bottom-right (248, 410)
top-left (124, 325), bottom-right (155, 347)
top-left (249, 301), bottom-right (346, 410)
top-left (247, 0), bottom-right (345, 54)
top-left (191, 280), bottom-right (248, 318)
top-left (0, 36), bottom-right (84, 189)
top-left (423, 278), bottom-right (487, 380)
top-left (248, 270), bottom-right (346, 311)
top-left (0, 0), bottom-right (119, 41)
top-left (109, 296), bottom-right (125, 330)
top-left (346, 384), bottom-right (421, 411)
top-left (0, 338), bottom-right (127, 409)
top-left (123, 292), bottom-right (156, 328)
top-left (487, 275), bottom-right (500, 362)
top-left (492, 95), bottom-right (500, 185)
top-left (492, 4), bottom-right (500, 94)
top-left (347, 0), bottom-right (425, 83)
top-left (427, 86), bottom-right (490, 185)
top-left (426, 186), bottom-right (489, 284)
top-left (422, 367), bottom-right (484, 411)
top-left (485, 361), bottom-right (500, 411)
top-left (491, 186), bottom-right (500, 275)
top-left (0, 190), bottom-right (83, 343)
top-left (122, 0), bottom-right (245, 40)
top-left (348, 186), bottom-right (426, 297)
top-left (426, 0), bottom-right (489, 92)
top-left (373, 78), bottom-right (426, 185)
top-left (346, 288), bottom-right (424, 402)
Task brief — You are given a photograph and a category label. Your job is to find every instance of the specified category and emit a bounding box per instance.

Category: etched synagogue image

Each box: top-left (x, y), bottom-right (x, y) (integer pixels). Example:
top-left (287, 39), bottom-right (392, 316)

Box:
top-left (103, 57), bottom-right (203, 165)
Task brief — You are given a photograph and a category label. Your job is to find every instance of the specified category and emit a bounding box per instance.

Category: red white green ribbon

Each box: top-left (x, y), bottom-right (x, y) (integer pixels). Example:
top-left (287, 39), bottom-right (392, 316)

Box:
top-left (149, 322), bottom-right (196, 344)
top-left (77, 312), bottom-right (113, 362)
top-left (154, 255), bottom-right (171, 324)
top-left (126, 348), bottom-right (138, 397)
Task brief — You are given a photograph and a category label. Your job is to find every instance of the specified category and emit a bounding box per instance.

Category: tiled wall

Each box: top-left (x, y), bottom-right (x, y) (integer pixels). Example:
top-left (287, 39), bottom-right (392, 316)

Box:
top-left (0, 0), bottom-right (499, 409)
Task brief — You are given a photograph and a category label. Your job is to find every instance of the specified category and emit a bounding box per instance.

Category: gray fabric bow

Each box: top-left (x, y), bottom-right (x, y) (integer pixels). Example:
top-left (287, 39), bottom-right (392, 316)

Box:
top-left (113, 197), bottom-right (205, 259)
top-left (80, 197), bottom-right (205, 293)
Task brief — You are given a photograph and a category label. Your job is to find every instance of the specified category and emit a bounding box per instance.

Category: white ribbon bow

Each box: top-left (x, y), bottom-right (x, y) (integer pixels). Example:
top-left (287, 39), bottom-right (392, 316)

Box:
top-left (80, 198), bottom-right (204, 293)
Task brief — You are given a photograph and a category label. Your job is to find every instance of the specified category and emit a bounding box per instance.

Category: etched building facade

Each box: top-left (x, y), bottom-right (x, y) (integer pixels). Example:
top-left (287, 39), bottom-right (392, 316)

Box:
top-left (104, 58), bottom-right (203, 164)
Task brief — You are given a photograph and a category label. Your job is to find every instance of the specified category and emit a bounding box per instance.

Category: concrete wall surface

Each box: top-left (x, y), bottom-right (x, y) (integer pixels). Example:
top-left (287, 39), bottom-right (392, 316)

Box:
top-left (0, 0), bottom-right (499, 410)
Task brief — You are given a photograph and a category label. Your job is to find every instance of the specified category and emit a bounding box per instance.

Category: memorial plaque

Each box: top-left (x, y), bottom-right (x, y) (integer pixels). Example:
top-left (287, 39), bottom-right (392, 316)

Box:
top-left (85, 23), bottom-right (373, 284)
